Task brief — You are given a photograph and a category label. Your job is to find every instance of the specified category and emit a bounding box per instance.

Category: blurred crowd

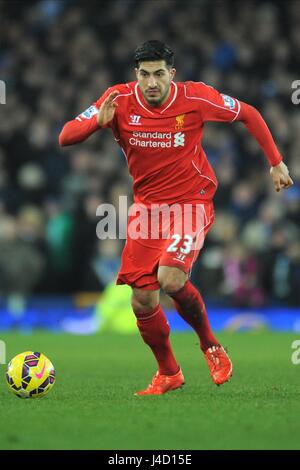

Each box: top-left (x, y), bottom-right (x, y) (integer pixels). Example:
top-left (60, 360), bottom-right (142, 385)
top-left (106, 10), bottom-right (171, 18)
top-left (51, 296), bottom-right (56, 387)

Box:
top-left (0, 0), bottom-right (299, 306)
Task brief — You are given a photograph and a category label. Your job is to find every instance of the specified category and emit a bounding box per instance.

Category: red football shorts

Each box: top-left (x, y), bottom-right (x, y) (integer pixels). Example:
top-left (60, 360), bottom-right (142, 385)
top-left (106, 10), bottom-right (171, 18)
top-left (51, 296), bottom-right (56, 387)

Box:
top-left (116, 200), bottom-right (215, 290)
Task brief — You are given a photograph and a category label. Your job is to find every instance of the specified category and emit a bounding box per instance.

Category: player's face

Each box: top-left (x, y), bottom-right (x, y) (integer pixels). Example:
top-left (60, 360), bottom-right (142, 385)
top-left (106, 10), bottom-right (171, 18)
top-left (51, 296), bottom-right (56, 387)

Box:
top-left (135, 60), bottom-right (176, 106)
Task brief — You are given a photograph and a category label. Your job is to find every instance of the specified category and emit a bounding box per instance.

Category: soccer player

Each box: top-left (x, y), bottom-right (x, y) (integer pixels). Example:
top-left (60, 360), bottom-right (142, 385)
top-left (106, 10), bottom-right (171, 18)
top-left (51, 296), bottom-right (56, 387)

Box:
top-left (59, 40), bottom-right (293, 395)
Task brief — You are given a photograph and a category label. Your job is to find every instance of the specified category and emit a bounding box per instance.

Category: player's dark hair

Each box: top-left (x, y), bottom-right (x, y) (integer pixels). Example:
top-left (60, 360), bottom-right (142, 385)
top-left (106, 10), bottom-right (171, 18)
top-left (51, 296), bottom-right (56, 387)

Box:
top-left (134, 40), bottom-right (174, 68)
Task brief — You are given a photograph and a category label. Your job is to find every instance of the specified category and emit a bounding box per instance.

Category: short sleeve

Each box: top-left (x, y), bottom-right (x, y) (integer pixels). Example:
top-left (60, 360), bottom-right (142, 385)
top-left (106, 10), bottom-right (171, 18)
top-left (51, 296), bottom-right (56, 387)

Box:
top-left (186, 82), bottom-right (241, 123)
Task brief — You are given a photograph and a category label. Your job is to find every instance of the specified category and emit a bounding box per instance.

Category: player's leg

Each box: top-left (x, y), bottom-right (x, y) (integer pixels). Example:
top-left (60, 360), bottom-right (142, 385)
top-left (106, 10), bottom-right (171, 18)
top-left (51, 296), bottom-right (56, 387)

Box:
top-left (131, 287), bottom-right (184, 395)
top-left (157, 265), bottom-right (219, 351)
top-left (157, 202), bottom-right (232, 385)
top-left (157, 200), bottom-right (219, 351)
top-left (116, 209), bottom-right (184, 395)
top-left (158, 266), bottom-right (232, 385)
top-left (131, 288), bottom-right (180, 375)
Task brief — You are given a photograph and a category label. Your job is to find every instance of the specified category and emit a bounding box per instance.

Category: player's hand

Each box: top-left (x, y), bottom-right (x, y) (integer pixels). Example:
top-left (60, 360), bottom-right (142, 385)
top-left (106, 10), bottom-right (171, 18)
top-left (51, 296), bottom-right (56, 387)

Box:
top-left (97, 90), bottom-right (119, 127)
top-left (270, 161), bottom-right (294, 192)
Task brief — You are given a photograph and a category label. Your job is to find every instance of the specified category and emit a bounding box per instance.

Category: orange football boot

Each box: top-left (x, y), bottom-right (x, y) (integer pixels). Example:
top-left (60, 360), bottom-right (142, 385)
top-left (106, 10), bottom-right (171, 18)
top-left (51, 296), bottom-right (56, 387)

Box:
top-left (134, 368), bottom-right (185, 396)
top-left (204, 345), bottom-right (233, 385)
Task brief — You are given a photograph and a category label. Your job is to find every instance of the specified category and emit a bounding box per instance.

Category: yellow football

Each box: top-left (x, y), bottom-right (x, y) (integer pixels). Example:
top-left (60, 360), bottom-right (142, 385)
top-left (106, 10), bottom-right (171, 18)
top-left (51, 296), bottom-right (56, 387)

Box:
top-left (6, 351), bottom-right (56, 398)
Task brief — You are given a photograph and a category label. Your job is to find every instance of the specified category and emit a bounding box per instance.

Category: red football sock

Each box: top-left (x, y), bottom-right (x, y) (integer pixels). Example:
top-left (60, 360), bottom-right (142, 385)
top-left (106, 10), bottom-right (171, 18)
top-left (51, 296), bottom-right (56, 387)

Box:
top-left (134, 304), bottom-right (180, 376)
top-left (169, 280), bottom-right (219, 351)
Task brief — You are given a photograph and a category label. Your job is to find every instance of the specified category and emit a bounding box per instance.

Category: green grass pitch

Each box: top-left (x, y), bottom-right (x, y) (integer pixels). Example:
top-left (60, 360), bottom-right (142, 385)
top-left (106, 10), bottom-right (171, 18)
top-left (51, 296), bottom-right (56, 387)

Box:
top-left (0, 330), bottom-right (299, 450)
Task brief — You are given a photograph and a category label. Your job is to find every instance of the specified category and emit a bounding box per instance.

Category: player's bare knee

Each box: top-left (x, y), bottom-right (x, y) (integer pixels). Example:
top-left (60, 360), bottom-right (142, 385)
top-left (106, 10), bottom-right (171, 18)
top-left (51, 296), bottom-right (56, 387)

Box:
top-left (131, 297), bottom-right (154, 313)
top-left (131, 289), bottom-right (159, 313)
top-left (158, 268), bottom-right (186, 294)
top-left (161, 278), bottom-right (185, 294)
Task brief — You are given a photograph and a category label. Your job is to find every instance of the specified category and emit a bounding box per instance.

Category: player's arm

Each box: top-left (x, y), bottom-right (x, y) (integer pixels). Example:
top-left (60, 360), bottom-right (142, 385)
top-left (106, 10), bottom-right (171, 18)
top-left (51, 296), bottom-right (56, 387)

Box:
top-left (196, 83), bottom-right (293, 192)
top-left (59, 89), bottom-right (119, 147)
top-left (236, 102), bottom-right (293, 192)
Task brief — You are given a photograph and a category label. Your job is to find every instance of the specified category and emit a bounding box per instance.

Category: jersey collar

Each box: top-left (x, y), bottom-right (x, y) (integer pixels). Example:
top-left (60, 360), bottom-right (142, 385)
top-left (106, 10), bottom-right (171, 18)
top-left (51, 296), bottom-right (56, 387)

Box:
top-left (134, 81), bottom-right (178, 115)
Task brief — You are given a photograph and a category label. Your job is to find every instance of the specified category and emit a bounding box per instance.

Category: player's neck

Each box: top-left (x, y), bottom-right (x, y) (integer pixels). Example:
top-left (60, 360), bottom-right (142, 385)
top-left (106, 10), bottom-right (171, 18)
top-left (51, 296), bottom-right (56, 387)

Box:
top-left (142, 82), bottom-right (174, 108)
top-left (148, 87), bottom-right (172, 108)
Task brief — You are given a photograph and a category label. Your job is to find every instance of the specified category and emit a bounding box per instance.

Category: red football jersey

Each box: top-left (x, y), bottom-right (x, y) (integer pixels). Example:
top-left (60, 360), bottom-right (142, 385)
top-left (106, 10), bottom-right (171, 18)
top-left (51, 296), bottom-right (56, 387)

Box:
top-left (60, 81), bottom-right (282, 206)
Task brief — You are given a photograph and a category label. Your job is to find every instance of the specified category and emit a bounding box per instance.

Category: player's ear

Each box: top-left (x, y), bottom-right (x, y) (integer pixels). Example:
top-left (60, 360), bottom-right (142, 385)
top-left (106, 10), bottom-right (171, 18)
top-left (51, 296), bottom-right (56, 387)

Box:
top-left (170, 68), bottom-right (176, 80)
top-left (134, 67), bottom-right (139, 79)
